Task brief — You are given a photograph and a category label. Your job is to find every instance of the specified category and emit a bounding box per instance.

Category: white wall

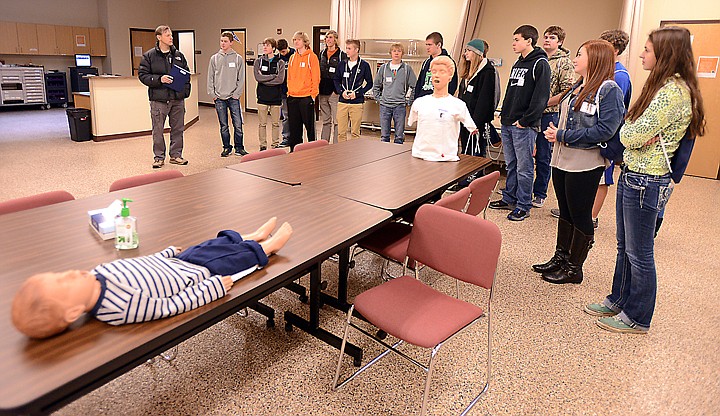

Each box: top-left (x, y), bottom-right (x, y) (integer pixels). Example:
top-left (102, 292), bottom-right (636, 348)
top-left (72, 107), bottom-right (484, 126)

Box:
top-left (358, 0), bottom-right (465, 50)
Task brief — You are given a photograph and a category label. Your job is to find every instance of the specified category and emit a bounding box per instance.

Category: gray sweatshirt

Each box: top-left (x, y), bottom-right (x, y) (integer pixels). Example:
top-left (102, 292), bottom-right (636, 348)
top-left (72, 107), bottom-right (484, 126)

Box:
top-left (207, 48), bottom-right (245, 100)
top-left (372, 61), bottom-right (416, 107)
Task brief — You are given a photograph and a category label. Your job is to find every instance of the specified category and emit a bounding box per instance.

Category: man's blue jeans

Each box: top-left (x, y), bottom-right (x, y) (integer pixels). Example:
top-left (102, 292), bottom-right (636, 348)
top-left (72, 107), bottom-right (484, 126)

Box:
top-left (215, 98), bottom-right (244, 150)
top-left (604, 169), bottom-right (673, 329)
top-left (533, 112), bottom-right (557, 200)
top-left (379, 104), bottom-right (406, 144)
top-left (501, 124), bottom-right (536, 211)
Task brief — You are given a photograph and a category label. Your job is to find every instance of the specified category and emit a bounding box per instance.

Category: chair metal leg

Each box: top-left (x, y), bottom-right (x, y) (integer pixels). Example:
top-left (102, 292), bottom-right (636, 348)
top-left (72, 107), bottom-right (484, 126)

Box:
top-left (159, 345), bottom-right (179, 362)
top-left (332, 306), bottom-right (355, 390)
top-left (420, 345), bottom-right (441, 416)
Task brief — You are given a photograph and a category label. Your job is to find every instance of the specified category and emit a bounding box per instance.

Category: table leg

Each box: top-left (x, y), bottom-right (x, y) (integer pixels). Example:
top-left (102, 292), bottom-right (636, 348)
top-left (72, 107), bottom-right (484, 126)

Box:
top-left (284, 262), bottom-right (363, 366)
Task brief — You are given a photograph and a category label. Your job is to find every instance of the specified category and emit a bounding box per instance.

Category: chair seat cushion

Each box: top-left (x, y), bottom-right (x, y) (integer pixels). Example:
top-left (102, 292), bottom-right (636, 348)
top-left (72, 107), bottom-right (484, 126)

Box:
top-left (354, 275), bottom-right (483, 349)
top-left (358, 222), bottom-right (416, 269)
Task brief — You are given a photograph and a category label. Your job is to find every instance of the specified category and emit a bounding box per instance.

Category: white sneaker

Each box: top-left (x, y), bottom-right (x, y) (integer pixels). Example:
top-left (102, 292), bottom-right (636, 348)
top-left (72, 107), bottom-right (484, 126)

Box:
top-left (532, 196), bottom-right (545, 208)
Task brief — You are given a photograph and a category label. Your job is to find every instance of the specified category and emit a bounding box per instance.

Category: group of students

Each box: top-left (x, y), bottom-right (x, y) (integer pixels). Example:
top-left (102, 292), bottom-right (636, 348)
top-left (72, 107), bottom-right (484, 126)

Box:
top-left (488, 23), bottom-right (704, 335)
top-left (200, 24), bottom-right (707, 335)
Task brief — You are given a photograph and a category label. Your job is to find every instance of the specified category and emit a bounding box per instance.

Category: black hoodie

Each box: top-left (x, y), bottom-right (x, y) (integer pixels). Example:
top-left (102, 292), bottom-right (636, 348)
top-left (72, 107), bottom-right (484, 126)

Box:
top-left (500, 46), bottom-right (551, 128)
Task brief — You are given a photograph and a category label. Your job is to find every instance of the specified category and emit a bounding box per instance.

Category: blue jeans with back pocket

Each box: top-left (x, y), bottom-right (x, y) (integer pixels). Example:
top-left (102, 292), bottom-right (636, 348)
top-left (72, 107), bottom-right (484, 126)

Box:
top-left (604, 169), bottom-right (673, 329)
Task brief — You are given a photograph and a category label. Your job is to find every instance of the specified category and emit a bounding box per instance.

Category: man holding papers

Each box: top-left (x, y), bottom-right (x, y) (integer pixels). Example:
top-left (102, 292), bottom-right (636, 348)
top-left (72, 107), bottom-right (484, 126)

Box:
top-left (139, 25), bottom-right (192, 169)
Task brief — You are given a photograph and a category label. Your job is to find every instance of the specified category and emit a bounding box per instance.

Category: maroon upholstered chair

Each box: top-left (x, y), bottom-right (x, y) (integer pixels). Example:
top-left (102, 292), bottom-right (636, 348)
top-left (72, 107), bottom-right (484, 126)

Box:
top-left (0, 190), bottom-right (75, 215)
top-left (351, 187), bottom-right (472, 281)
top-left (109, 170), bottom-right (184, 192)
top-left (333, 204), bottom-right (502, 415)
top-left (294, 139), bottom-right (329, 152)
top-left (466, 170), bottom-right (500, 218)
top-left (240, 148), bottom-right (286, 162)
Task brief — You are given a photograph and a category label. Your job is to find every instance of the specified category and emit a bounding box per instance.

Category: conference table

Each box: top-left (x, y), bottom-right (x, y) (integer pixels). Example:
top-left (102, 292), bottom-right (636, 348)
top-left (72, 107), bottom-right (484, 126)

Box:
top-left (0, 169), bottom-right (392, 415)
top-left (0, 141), bottom-right (491, 415)
top-left (226, 138), bottom-right (413, 185)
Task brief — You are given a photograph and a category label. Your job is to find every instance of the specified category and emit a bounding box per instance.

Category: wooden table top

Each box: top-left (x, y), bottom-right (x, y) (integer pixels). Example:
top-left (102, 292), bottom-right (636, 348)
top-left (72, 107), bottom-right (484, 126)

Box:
top-left (303, 153), bottom-right (492, 212)
top-left (226, 138), bottom-right (412, 185)
top-left (0, 169), bottom-right (391, 415)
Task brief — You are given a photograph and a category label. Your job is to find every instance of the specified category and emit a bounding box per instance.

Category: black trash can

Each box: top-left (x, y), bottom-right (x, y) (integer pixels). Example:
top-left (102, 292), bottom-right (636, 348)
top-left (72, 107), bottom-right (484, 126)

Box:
top-left (66, 108), bottom-right (92, 142)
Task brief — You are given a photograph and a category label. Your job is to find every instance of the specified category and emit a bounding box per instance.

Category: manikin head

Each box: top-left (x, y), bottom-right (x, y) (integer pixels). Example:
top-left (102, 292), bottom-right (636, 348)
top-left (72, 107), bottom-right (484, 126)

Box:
top-left (429, 55), bottom-right (455, 92)
top-left (12, 270), bottom-right (96, 339)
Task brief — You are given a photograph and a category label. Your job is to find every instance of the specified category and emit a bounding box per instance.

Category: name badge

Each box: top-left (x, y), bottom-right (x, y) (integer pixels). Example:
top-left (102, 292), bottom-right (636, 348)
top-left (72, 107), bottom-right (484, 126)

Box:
top-left (580, 102), bottom-right (597, 115)
top-left (261, 66), bottom-right (268, 71)
top-left (229, 62), bottom-right (236, 68)
top-left (385, 76), bottom-right (393, 83)
top-left (301, 62), bottom-right (306, 68)
top-left (466, 85), bottom-right (474, 92)
top-left (343, 72), bottom-right (350, 78)
top-left (329, 67), bottom-right (336, 73)
top-left (516, 77), bottom-right (525, 86)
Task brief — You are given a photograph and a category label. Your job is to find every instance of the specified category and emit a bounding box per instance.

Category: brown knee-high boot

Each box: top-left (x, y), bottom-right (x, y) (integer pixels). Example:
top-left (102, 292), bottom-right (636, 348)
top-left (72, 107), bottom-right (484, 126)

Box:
top-left (532, 218), bottom-right (573, 273)
top-left (542, 227), bottom-right (593, 284)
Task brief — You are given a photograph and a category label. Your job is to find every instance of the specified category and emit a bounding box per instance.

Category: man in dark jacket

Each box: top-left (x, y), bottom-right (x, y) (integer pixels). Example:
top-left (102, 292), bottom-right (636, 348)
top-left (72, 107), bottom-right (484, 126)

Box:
top-left (138, 25), bottom-right (191, 168)
top-left (489, 25), bottom-right (551, 221)
top-left (414, 32), bottom-right (458, 100)
top-left (318, 30), bottom-right (347, 144)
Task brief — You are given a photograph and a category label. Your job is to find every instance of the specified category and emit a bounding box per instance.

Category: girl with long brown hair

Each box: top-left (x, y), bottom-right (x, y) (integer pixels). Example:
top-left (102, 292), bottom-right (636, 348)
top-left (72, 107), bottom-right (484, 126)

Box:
top-left (458, 39), bottom-right (497, 158)
top-left (587, 26), bottom-right (705, 333)
top-left (533, 39), bottom-right (625, 285)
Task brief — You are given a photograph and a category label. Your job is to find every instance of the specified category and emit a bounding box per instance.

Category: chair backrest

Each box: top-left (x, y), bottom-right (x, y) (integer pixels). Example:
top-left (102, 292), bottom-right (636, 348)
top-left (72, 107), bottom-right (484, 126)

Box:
top-left (109, 170), bottom-right (184, 192)
top-left (407, 204), bottom-right (501, 289)
top-left (0, 190), bottom-right (75, 215)
top-left (294, 139), bottom-right (329, 152)
top-left (435, 187), bottom-right (471, 212)
top-left (466, 171), bottom-right (500, 217)
top-left (241, 148), bottom-right (286, 162)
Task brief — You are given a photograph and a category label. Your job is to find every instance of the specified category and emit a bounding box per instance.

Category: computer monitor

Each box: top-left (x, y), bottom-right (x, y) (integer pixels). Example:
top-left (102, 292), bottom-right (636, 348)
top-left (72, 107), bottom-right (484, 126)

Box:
top-left (75, 54), bottom-right (91, 67)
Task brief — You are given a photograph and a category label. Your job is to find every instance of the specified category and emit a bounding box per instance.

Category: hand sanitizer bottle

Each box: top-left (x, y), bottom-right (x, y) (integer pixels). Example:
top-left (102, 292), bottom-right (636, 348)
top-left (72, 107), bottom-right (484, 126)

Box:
top-left (115, 198), bottom-right (138, 250)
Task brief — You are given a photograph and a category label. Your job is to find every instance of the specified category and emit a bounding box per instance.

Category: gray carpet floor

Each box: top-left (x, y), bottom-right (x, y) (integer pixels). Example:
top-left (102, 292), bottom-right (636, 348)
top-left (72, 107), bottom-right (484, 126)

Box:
top-left (0, 107), bottom-right (718, 415)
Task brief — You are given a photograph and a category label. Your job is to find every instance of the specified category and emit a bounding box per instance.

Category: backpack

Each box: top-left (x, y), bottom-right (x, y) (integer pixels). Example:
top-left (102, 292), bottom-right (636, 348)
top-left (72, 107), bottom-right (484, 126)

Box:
top-left (660, 128), bottom-right (695, 183)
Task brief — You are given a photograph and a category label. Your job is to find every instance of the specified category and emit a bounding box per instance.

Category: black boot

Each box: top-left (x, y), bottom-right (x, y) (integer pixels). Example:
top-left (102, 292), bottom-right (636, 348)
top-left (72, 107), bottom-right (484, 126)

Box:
top-left (532, 218), bottom-right (573, 273)
top-left (542, 227), bottom-right (594, 284)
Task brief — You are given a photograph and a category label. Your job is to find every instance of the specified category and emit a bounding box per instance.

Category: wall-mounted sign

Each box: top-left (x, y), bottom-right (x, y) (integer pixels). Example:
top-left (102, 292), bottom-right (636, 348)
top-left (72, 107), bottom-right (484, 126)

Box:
top-left (75, 35), bottom-right (86, 47)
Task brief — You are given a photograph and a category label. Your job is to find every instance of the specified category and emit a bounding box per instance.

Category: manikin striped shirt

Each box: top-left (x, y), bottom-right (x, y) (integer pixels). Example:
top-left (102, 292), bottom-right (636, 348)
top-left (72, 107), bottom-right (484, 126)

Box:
top-left (89, 247), bottom-right (227, 325)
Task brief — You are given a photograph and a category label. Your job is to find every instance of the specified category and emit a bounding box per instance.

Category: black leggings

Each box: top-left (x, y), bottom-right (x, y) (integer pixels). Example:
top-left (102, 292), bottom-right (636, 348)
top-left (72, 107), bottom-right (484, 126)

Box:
top-left (552, 166), bottom-right (604, 235)
top-left (287, 96), bottom-right (315, 151)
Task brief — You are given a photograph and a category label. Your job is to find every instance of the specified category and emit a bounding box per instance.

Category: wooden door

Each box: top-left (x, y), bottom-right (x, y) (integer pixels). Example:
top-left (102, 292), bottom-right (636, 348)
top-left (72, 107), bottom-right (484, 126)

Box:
top-left (72, 26), bottom-right (91, 54)
top-left (663, 21), bottom-right (720, 179)
top-left (0, 22), bottom-right (19, 54)
top-left (17, 23), bottom-right (39, 54)
top-left (56, 25), bottom-right (74, 55)
top-left (89, 27), bottom-right (107, 56)
top-left (220, 29), bottom-right (247, 110)
top-left (130, 29), bottom-right (157, 76)
top-left (36, 24), bottom-right (57, 55)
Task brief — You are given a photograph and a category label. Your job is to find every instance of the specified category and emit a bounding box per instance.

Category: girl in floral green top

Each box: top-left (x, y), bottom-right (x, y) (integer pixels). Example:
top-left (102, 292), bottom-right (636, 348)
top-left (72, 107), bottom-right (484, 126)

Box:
top-left (585, 26), bottom-right (705, 334)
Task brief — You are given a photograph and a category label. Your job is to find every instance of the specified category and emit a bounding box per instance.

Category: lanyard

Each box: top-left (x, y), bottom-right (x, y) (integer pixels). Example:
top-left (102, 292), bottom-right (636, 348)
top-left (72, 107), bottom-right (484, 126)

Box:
top-left (343, 59), bottom-right (362, 92)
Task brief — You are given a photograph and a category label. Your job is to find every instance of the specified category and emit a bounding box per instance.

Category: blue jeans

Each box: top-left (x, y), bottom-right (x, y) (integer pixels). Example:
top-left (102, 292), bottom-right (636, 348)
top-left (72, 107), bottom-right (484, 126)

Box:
top-left (604, 169), bottom-right (673, 329)
top-left (379, 104), bottom-right (406, 144)
top-left (281, 97), bottom-right (290, 141)
top-left (533, 113), bottom-right (557, 199)
top-left (215, 98), bottom-right (244, 150)
top-left (501, 124), bottom-right (536, 211)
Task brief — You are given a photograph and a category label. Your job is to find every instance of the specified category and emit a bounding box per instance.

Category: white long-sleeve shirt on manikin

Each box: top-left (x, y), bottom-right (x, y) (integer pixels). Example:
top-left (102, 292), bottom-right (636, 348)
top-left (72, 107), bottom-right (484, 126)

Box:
top-left (409, 95), bottom-right (476, 161)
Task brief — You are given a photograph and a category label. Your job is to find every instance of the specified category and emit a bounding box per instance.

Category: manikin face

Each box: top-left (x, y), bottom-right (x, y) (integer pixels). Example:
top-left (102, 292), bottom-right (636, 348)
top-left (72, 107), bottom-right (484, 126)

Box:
top-left (425, 40), bottom-right (441, 57)
top-left (263, 42), bottom-right (274, 55)
top-left (158, 30), bottom-right (173, 48)
top-left (641, 39), bottom-right (657, 71)
top-left (293, 37), bottom-right (304, 50)
top-left (346, 44), bottom-right (359, 60)
top-left (325, 34), bottom-right (337, 48)
top-left (543, 32), bottom-right (561, 53)
top-left (390, 48), bottom-right (403, 62)
top-left (573, 46), bottom-right (589, 78)
top-left (220, 36), bottom-right (232, 52)
top-left (512, 33), bottom-right (532, 55)
top-left (430, 62), bottom-right (452, 89)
